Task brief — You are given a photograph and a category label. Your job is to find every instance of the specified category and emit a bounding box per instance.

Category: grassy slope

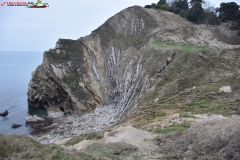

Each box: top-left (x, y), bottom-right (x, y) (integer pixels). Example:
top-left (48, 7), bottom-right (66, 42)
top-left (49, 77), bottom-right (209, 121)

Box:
top-left (132, 39), bottom-right (240, 134)
top-left (156, 117), bottom-right (240, 159)
top-left (0, 134), bottom-right (95, 160)
top-left (0, 133), bottom-right (139, 160)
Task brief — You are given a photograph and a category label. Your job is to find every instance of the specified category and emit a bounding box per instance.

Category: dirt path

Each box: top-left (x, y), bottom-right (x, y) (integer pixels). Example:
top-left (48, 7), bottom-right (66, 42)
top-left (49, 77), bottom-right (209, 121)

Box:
top-left (55, 125), bottom-right (161, 159)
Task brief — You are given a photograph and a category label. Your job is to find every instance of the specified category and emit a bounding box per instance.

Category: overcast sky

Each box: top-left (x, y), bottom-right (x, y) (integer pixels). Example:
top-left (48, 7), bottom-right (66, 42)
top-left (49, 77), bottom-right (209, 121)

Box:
top-left (0, 0), bottom-right (239, 51)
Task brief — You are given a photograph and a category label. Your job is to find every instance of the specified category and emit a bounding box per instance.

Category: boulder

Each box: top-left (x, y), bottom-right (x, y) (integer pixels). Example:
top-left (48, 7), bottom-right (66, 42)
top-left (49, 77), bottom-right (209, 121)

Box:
top-left (0, 110), bottom-right (8, 116)
top-left (25, 115), bottom-right (44, 123)
top-left (12, 124), bottom-right (22, 128)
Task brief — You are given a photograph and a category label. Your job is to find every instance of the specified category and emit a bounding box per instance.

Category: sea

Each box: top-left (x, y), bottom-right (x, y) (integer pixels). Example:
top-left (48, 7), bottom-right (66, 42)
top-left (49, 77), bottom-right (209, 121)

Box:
top-left (0, 51), bottom-right (47, 135)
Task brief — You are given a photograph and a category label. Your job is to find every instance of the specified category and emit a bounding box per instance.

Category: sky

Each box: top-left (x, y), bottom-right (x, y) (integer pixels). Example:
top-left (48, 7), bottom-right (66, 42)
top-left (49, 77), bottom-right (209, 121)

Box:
top-left (0, 0), bottom-right (239, 52)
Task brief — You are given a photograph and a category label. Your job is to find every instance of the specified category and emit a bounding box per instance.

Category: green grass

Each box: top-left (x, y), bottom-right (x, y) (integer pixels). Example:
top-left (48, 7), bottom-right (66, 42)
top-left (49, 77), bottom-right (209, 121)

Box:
top-left (0, 134), bottom-right (96, 160)
top-left (153, 38), bottom-right (178, 48)
top-left (65, 133), bottom-right (90, 146)
top-left (46, 51), bottom-right (70, 64)
top-left (52, 151), bottom-right (69, 160)
top-left (65, 132), bottom-right (103, 146)
top-left (180, 112), bottom-right (196, 118)
top-left (63, 73), bottom-right (81, 92)
top-left (153, 38), bottom-right (207, 52)
top-left (181, 44), bottom-right (206, 52)
top-left (187, 99), bottom-right (210, 107)
top-left (155, 122), bottom-right (191, 134)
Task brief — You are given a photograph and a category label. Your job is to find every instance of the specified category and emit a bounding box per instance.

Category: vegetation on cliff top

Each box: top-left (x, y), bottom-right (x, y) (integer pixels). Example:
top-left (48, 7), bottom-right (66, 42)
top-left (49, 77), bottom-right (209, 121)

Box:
top-left (145, 0), bottom-right (240, 42)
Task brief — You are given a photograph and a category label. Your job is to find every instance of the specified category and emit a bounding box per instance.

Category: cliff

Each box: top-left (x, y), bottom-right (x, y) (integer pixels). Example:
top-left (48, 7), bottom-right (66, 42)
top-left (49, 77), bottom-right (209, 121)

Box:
top-left (27, 6), bottom-right (240, 143)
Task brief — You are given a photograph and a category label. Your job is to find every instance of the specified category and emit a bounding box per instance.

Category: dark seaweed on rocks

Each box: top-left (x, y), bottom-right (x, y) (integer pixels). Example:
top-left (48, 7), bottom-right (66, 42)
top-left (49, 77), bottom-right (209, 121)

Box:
top-left (27, 117), bottom-right (54, 135)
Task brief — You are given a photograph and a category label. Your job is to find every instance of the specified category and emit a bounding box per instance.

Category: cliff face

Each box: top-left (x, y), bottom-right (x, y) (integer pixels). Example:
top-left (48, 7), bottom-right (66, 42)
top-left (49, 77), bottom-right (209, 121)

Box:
top-left (28, 6), bottom-right (160, 119)
top-left (28, 6), bottom-right (240, 136)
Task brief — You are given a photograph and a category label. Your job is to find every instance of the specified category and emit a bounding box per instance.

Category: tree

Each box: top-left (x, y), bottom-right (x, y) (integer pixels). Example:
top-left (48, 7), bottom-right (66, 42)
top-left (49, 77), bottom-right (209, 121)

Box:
top-left (176, 0), bottom-right (189, 10)
top-left (187, 2), bottom-right (205, 23)
top-left (218, 2), bottom-right (240, 21)
top-left (159, 4), bottom-right (169, 10)
top-left (151, 3), bottom-right (157, 8)
top-left (157, 0), bottom-right (167, 6)
top-left (231, 10), bottom-right (240, 29)
top-left (235, 10), bottom-right (240, 20)
top-left (203, 0), bottom-right (220, 25)
top-left (144, 5), bottom-right (152, 8)
top-left (189, 0), bottom-right (206, 6)
top-left (166, 0), bottom-right (176, 7)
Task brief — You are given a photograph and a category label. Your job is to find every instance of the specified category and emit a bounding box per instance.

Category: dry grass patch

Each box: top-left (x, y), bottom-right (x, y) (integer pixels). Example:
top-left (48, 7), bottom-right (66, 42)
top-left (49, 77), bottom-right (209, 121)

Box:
top-left (156, 117), bottom-right (240, 159)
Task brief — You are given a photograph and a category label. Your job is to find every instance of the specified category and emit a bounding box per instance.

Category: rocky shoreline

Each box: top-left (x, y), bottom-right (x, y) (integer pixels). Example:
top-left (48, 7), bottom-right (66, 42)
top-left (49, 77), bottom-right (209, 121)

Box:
top-left (31, 104), bottom-right (122, 144)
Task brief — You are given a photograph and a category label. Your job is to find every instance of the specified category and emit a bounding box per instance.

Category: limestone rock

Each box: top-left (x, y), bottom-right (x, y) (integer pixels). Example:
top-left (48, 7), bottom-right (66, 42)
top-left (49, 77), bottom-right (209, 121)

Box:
top-left (25, 115), bottom-right (44, 123)
top-left (219, 86), bottom-right (232, 93)
top-left (11, 124), bottom-right (22, 128)
top-left (0, 110), bottom-right (8, 117)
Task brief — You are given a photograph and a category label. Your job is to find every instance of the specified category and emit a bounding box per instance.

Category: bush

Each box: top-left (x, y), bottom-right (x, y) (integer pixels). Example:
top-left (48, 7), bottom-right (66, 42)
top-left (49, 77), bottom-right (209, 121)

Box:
top-left (157, 117), bottom-right (240, 159)
top-left (157, 0), bottom-right (167, 6)
top-left (230, 21), bottom-right (240, 30)
top-left (230, 25), bottom-right (239, 30)
top-left (0, 135), bottom-right (95, 159)
top-left (159, 4), bottom-right (168, 10)
top-left (151, 3), bottom-right (157, 8)
top-left (155, 5), bottom-right (161, 9)
top-left (229, 36), bottom-right (240, 45)
top-left (174, 8), bottom-right (181, 14)
top-left (179, 10), bottom-right (186, 18)
top-left (186, 2), bottom-right (204, 23)
top-left (144, 5), bottom-right (152, 8)
top-left (168, 6), bottom-right (175, 12)
top-left (222, 16), bottom-right (227, 22)
top-left (208, 16), bottom-right (221, 25)
top-left (219, 2), bottom-right (240, 21)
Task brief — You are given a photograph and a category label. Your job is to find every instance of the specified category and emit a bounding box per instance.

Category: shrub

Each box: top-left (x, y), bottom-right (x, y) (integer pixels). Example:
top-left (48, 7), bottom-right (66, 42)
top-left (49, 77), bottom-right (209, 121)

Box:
top-left (179, 10), bottom-right (186, 18)
top-left (229, 36), bottom-right (240, 45)
top-left (174, 8), bottom-right (181, 14)
top-left (160, 4), bottom-right (168, 10)
top-left (151, 3), bottom-right (157, 8)
top-left (157, 0), bottom-right (167, 6)
top-left (157, 117), bottom-right (240, 159)
top-left (204, 11), bottom-right (221, 25)
top-left (186, 2), bottom-right (204, 23)
top-left (144, 5), bottom-right (152, 8)
top-left (168, 6), bottom-right (175, 12)
top-left (222, 16), bottom-right (227, 22)
top-left (207, 16), bottom-right (221, 25)
top-left (219, 2), bottom-right (240, 21)
top-left (0, 135), bottom-right (95, 159)
top-left (230, 25), bottom-right (239, 30)
top-left (155, 5), bottom-right (161, 9)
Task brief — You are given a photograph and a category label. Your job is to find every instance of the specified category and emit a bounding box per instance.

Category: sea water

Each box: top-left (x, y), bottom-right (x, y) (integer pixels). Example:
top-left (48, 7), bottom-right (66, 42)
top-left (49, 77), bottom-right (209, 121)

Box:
top-left (0, 51), bottom-right (47, 135)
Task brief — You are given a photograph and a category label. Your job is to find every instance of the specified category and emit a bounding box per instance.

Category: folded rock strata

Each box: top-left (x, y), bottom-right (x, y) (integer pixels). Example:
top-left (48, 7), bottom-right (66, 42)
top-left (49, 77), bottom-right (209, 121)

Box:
top-left (27, 6), bottom-right (240, 139)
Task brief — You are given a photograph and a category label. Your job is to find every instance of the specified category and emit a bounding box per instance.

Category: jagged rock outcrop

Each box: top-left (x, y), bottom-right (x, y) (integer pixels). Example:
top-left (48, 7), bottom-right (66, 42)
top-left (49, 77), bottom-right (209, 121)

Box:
top-left (28, 6), bottom-right (240, 141)
top-left (28, 6), bottom-right (164, 120)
